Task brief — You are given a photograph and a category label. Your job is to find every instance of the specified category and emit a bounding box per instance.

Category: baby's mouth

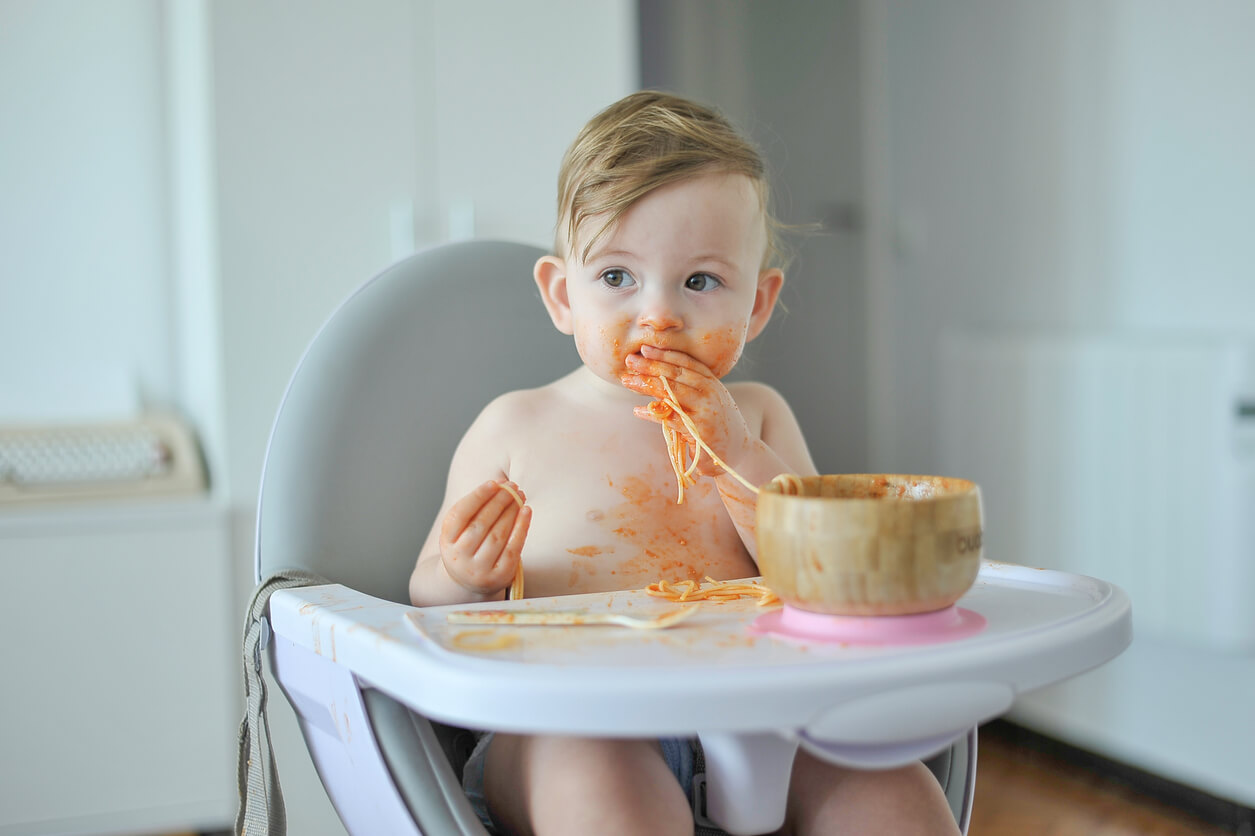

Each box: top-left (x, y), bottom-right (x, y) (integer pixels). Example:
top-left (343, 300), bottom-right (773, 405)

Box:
top-left (619, 346), bottom-right (659, 384)
top-left (623, 344), bottom-right (668, 374)
top-left (629, 341), bottom-right (678, 358)
top-left (622, 343), bottom-right (651, 365)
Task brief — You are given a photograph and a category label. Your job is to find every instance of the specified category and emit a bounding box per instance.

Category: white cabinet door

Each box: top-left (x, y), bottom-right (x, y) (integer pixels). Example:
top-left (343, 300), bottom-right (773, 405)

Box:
top-left (0, 502), bottom-right (235, 836)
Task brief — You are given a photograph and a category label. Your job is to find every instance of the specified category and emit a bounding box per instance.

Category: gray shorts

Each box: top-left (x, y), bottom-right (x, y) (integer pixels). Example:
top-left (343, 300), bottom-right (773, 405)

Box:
top-left (462, 733), bottom-right (699, 834)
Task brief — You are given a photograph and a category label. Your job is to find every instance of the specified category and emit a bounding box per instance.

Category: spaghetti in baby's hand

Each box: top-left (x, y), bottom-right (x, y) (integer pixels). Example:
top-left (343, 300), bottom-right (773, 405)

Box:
top-left (640, 377), bottom-right (761, 504)
top-left (497, 482), bottom-right (526, 600)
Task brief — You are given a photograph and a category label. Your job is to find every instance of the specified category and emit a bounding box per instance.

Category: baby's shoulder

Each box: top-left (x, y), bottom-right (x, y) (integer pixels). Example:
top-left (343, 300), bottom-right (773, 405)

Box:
top-left (451, 386), bottom-right (557, 470)
top-left (471, 384), bottom-right (555, 429)
top-left (727, 380), bottom-right (798, 438)
top-left (727, 379), bottom-right (790, 413)
top-left (466, 377), bottom-right (580, 439)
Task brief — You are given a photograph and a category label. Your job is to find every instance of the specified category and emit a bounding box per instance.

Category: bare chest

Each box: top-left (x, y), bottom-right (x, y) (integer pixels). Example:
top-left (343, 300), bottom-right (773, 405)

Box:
top-left (507, 419), bottom-right (757, 599)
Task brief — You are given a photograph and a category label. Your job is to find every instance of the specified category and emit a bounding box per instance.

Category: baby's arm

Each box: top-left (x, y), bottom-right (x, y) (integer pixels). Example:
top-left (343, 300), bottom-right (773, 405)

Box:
top-left (409, 397), bottom-right (532, 607)
top-left (714, 381), bottom-right (817, 552)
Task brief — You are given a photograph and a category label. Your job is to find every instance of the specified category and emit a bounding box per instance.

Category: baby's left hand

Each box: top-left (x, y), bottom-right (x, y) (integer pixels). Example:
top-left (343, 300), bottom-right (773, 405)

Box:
top-left (621, 345), bottom-right (752, 477)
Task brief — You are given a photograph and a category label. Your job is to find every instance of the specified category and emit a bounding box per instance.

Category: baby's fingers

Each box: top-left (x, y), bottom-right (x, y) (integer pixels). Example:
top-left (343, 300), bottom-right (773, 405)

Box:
top-left (444, 480), bottom-right (503, 535)
top-left (619, 372), bottom-right (667, 400)
top-left (441, 504), bottom-right (524, 594)
top-left (446, 481), bottom-right (523, 534)
top-left (639, 344), bottom-right (715, 378)
top-left (472, 502), bottom-right (526, 570)
top-left (466, 503), bottom-right (530, 593)
top-left (442, 483), bottom-right (513, 552)
top-left (632, 399), bottom-right (677, 424)
top-left (496, 505), bottom-right (531, 575)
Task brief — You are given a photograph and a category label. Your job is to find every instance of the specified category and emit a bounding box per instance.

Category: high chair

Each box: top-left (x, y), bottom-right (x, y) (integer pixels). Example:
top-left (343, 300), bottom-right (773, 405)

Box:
top-left (250, 240), bottom-right (1131, 835)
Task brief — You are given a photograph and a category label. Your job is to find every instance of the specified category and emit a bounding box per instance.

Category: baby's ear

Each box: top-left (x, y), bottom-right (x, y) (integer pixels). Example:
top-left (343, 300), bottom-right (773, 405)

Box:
top-left (534, 255), bottom-right (574, 335)
top-left (745, 267), bottom-right (784, 342)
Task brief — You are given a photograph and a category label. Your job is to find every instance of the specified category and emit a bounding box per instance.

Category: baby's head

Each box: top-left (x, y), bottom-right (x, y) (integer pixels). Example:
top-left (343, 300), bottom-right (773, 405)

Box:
top-left (537, 91), bottom-right (788, 386)
top-left (555, 91), bottom-right (781, 269)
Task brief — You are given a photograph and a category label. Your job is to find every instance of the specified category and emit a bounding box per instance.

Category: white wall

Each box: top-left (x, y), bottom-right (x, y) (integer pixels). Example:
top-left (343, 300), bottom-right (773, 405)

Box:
top-left (871, 0), bottom-right (1255, 474)
top-left (1105, 3), bottom-right (1255, 331)
top-left (868, 0), bottom-right (1255, 806)
top-left (211, 0), bottom-right (429, 505)
top-left (1, 0), bottom-right (171, 421)
top-left (210, 0), bottom-right (637, 508)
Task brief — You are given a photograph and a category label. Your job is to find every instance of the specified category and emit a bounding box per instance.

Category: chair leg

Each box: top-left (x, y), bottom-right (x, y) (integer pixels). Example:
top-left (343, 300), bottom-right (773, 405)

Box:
top-left (955, 726), bottom-right (978, 835)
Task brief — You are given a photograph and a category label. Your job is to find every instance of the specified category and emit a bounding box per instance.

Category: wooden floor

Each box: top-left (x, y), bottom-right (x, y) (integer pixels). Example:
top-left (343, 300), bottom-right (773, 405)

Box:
top-left (970, 723), bottom-right (1236, 836)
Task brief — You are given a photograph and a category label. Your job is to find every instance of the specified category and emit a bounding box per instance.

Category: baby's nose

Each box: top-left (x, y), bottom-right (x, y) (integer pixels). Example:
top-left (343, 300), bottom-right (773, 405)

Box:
top-left (638, 306), bottom-right (683, 331)
top-left (638, 289), bottom-right (684, 331)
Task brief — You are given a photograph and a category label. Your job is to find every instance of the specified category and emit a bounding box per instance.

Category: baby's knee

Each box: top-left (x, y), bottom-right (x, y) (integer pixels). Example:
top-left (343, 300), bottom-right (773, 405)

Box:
top-left (878, 759), bottom-right (938, 786)
top-left (789, 754), bottom-right (959, 835)
top-left (846, 760), bottom-right (951, 808)
top-left (488, 735), bottom-right (693, 836)
top-left (524, 736), bottom-right (662, 783)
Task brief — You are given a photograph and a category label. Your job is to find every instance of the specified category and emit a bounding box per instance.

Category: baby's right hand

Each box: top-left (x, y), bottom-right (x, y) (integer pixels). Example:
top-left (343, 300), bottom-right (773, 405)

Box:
top-left (439, 480), bottom-right (531, 596)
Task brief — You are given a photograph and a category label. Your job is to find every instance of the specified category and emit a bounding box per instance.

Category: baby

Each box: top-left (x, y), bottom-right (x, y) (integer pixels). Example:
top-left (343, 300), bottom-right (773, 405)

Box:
top-left (410, 91), bottom-right (958, 836)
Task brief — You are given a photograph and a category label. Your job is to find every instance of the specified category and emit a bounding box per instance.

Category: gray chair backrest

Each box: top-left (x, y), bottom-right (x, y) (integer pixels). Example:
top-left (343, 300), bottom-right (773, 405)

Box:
top-left (256, 240), bottom-right (580, 603)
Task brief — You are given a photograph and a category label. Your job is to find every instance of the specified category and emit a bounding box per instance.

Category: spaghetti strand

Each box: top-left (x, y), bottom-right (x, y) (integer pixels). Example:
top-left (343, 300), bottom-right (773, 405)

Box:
top-left (656, 378), bottom-right (760, 499)
top-left (650, 379), bottom-right (808, 505)
top-left (497, 482), bottom-right (526, 600)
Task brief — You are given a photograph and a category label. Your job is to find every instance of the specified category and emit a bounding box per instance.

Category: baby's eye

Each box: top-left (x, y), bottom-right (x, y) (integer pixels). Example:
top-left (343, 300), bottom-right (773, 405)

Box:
top-left (685, 273), bottom-right (721, 292)
top-left (600, 269), bottom-right (635, 288)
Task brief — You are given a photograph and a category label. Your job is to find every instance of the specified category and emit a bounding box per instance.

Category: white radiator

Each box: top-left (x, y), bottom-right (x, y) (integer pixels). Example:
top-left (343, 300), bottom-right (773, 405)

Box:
top-left (937, 331), bottom-right (1255, 649)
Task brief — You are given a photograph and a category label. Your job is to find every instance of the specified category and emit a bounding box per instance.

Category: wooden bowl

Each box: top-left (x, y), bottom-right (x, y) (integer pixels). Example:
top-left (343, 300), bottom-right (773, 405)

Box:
top-left (756, 474), bottom-right (983, 616)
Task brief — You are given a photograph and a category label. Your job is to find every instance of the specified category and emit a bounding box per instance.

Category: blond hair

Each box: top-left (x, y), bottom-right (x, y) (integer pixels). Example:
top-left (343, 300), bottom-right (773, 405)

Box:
top-left (555, 90), bottom-right (783, 268)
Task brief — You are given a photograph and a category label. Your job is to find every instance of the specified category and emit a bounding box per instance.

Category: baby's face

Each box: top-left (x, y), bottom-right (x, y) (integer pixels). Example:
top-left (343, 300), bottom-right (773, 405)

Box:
top-left (564, 173), bottom-right (775, 387)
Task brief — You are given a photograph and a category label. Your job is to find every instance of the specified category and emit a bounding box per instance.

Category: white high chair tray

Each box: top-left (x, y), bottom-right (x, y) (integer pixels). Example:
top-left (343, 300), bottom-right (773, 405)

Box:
top-left (268, 560), bottom-right (1128, 834)
top-left (269, 560), bottom-right (1129, 739)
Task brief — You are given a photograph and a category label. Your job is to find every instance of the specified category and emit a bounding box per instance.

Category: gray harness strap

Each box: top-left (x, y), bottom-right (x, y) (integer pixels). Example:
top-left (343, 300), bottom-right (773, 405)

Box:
top-left (236, 570), bottom-right (329, 836)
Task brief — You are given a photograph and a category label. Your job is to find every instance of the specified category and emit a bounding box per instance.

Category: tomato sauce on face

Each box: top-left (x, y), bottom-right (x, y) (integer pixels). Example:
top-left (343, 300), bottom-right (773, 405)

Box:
top-left (700, 325), bottom-right (746, 377)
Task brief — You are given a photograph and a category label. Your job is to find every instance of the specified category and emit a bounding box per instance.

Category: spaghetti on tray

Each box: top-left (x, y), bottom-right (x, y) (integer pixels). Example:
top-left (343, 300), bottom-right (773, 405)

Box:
top-left (645, 576), bottom-right (780, 608)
